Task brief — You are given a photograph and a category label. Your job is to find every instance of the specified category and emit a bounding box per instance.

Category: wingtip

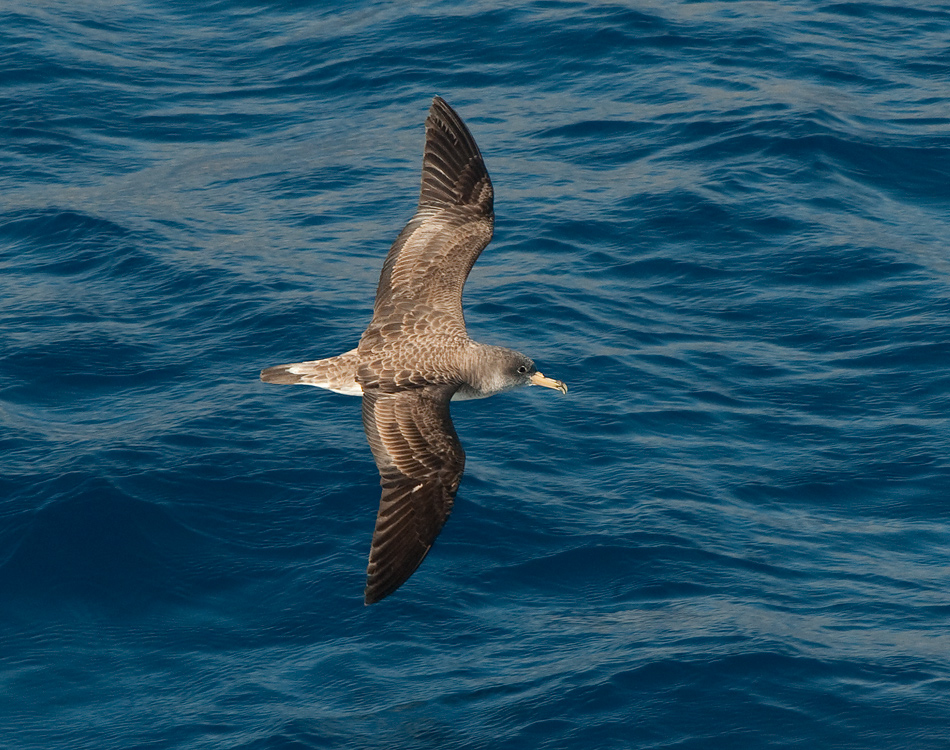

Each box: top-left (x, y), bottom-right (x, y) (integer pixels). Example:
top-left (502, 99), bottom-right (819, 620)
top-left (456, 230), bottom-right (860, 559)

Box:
top-left (419, 95), bottom-right (493, 214)
top-left (363, 572), bottom-right (401, 605)
top-left (364, 580), bottom-right (397, 605)
top-left (431, 94), bottom-right (451, 111)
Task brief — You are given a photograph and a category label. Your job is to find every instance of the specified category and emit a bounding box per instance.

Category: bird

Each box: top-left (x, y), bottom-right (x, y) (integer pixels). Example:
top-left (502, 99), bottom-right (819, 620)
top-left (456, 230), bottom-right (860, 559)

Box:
top-left (261, 96), bottom-right (567, 604)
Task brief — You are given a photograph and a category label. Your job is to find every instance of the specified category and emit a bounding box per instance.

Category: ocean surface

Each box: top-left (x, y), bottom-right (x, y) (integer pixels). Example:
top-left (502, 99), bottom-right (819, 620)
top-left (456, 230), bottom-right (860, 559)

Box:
top-left (3, 1), bottom-right (950, 747)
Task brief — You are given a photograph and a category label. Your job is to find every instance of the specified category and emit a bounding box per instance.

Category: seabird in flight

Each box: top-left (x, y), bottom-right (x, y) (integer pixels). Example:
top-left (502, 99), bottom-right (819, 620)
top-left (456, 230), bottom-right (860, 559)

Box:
top-left (261, 96), bottom-right (567, 604)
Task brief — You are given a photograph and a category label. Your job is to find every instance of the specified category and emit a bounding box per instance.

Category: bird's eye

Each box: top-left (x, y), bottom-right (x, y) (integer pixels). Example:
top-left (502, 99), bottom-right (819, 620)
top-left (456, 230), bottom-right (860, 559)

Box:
top-left (517, 365), bottom-right (528, 374)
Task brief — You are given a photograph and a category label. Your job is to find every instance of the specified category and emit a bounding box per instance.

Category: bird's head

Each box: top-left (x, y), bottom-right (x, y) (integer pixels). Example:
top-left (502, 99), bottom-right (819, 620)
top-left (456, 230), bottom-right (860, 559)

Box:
top-left (469, 346), bottom-right (567, 397)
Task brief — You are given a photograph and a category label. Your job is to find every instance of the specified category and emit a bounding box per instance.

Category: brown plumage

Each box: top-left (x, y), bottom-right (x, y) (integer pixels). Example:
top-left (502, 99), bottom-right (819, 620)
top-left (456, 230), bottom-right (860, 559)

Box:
top-left (261, 97), bottom-right (566, 604)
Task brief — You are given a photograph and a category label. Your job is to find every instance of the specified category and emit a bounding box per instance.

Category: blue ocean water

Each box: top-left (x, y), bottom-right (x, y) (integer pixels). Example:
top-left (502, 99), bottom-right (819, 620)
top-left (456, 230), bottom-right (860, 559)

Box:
top-left (3, 0), bottom-right (950, 747)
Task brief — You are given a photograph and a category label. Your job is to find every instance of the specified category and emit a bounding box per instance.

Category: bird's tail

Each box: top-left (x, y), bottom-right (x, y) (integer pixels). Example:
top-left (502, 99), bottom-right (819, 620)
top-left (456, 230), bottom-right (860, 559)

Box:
top-left (260, 348), bottom-right (362, 396)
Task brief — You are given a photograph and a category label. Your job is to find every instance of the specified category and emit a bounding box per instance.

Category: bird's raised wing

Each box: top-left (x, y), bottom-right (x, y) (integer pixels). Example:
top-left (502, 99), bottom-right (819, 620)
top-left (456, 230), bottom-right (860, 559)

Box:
top-left (361, 385), bottom-right (465, 604)
top-left (363, 96), bottom-right (494, 346)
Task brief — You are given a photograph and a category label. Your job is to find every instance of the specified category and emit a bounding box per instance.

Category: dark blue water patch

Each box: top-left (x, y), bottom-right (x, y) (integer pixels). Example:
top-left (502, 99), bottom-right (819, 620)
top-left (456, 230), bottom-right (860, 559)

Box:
top-left (270, 164), bottom-right (376, 202)
top-left (766, 134), bottom-right (950, 202)
top-left (587, 652), bottom-right (944, 750)
top-left (534, 118), bottom-right (658, 165)
top-left (127, 112), bottom-right (282, 143)
top-left (819, 2), bottom-right (950, 23)
top-left (505, 233), bottom-right (576, 260)
top-left (836, 341), bottom-right (950, 372)
top-left (652, 110), bottom-right (950, 210)
top-left (525, 7), bottom-right (697, 63)
top-left (291, 37), bottom-right (506, 98)
top-left (0, 458), bottom-right (374, 631)
top-left (2, 121), bottom-right (86, 163)
top-left (632, 192), bottom-right (775, 247)
top-left (766, 247), bottom-right (922, 289)
top-left (536, 119), bottom-right (652, 141)
top-left (1, 209), bottom-right (135, 270)
top-left (732, 460), bottom-right (950, 519)
top-left (5, 331), bottom-right (163, 383)
top-left (0, 474), bottom-right (216, 607)
top-left (598, 254), bottom-right (734, 286)
top-left (486, 543), bottom-right (715, 603)
top-left (540, 217), bottom-right (630, 248)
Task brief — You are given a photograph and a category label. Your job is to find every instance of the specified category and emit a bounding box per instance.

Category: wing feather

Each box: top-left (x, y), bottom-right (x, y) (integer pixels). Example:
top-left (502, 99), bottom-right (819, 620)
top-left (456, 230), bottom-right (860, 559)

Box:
top-left (364, 97), bottom-right (494, 343)
top-left (361, 386), bottom-right (465, 604)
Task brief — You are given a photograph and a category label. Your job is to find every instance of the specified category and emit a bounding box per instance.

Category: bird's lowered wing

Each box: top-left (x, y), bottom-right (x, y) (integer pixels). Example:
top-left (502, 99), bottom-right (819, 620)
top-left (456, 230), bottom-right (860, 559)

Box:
top-left (360, 384), bottom-right (465, 604)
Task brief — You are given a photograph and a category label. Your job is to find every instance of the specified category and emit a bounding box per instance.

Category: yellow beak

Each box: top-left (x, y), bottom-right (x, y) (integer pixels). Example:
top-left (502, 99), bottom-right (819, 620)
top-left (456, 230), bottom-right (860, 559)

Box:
top-left (530, 372), bottom-right (568, 394)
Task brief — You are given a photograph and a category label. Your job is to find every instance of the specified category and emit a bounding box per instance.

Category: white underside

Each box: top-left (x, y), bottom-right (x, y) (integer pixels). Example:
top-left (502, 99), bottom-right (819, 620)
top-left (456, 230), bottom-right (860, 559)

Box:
top-left (307, 381), bottom-right (363, 396)
top-left (301, 381), bottom-right (484, 400)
